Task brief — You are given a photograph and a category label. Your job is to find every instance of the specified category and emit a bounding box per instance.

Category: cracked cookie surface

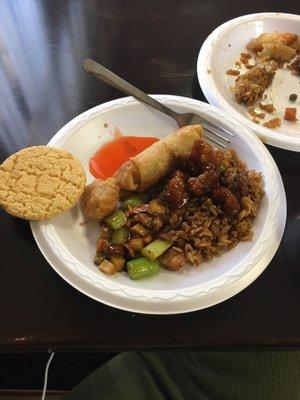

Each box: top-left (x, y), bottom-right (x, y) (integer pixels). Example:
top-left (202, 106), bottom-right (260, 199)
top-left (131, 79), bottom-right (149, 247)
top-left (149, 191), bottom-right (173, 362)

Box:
top-left (0, 146), bottom-right (86, 220)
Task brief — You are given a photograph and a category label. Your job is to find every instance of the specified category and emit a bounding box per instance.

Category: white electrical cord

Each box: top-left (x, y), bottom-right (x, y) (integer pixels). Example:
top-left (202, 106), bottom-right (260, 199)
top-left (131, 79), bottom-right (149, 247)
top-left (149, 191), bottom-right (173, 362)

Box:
top-left (41, 352), bottom-right (55, 400)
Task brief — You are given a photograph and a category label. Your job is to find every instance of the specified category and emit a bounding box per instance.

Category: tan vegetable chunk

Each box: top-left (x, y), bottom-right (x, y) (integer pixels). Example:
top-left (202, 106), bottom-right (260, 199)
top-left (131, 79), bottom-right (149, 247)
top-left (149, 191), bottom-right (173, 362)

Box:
top-left (99, 259), bottom-right (117, 275)
top-left (159, 248), bottom-right (186, 271)
top-left (130, 223), bottom-right (148, 236)
top-left (129, 238), bottom-right (144, 251)
top-left (109, 256), bottom-right (126, 272)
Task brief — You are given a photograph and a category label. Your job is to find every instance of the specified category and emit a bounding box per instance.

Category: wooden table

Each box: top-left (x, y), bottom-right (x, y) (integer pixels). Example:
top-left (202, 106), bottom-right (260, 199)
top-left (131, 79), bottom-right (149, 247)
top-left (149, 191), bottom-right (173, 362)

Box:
top-left (0, 0), bottom-right (299, 351)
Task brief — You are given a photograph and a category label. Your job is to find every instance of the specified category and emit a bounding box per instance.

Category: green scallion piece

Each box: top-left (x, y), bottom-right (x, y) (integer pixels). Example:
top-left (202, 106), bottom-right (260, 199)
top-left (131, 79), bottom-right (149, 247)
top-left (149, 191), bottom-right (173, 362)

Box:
top-left (127, 257), bottom-right (160, 280)
top-left (219, 164), bottom-right (226, 173)
top-left (141, 239), bottom-right (172, 260)
top-left (94, 251), bottom-right (105, 266)
top-left (122, 195), bottom-right (143, 210)
top-left (105, 210), bottom-right (127, 230)
top-left (111, 227), bottom-right (129, 244)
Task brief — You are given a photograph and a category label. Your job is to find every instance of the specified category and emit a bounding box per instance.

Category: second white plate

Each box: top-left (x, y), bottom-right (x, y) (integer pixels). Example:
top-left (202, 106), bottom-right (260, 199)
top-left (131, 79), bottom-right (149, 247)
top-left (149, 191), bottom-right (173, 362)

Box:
top-left (197, 12), bottom-right (300, 151)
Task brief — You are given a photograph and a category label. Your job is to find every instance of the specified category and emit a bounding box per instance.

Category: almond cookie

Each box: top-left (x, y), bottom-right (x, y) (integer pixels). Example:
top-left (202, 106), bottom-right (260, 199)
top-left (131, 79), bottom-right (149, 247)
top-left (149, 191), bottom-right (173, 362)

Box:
top-left (0, 146), bottom-right (86, 220)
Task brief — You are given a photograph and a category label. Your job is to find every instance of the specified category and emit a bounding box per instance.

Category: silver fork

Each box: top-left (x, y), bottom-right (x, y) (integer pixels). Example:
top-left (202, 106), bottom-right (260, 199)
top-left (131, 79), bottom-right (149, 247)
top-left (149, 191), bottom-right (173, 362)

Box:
top-left (83, 59), bottom-right (233, 148)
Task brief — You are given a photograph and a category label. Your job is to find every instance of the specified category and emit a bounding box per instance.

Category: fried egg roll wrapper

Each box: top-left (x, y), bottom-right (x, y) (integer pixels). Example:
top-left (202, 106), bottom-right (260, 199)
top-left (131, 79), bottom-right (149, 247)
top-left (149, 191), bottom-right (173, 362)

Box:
top-left (114, 161), bottom-right (139, 191)
top-left (163, 124), bottom-right (203, 158)
top-left (114, 125), bottom-right (203, 191)
top-left (131, 140), bottom-right (174, 191)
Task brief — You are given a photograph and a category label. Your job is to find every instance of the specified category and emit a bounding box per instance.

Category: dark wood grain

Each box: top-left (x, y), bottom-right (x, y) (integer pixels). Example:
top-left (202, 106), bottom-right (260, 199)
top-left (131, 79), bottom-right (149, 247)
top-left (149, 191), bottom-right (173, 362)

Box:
top-left (0, 390), bottom-right (66, 399)
top-left (0, 0), bottom-right (299, 351)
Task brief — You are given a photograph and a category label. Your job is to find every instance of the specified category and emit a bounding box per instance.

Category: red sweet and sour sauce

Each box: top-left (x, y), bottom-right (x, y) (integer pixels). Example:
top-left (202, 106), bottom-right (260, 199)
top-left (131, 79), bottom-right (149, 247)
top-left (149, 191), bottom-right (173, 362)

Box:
top-left (89, 136), bottom-right (159, 179)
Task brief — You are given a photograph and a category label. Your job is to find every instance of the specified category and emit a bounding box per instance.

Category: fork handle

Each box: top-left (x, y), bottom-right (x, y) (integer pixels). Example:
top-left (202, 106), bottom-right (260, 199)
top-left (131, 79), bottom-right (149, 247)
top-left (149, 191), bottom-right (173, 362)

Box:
top-left (83, 59), bottom-right (180, 123)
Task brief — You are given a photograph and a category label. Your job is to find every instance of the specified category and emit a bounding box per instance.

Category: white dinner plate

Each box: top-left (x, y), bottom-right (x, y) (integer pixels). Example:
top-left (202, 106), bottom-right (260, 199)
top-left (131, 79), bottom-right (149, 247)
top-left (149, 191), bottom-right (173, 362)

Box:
top-left (30, 95), bottom-right (286, 314)
top-left (197, 12), bottom-right (300, 151)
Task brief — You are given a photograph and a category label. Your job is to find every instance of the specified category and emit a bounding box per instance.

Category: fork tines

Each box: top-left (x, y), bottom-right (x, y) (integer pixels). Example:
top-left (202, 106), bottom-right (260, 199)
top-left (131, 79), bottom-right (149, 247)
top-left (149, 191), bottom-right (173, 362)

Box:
top-left (201, 120), bottom-right (234, 149)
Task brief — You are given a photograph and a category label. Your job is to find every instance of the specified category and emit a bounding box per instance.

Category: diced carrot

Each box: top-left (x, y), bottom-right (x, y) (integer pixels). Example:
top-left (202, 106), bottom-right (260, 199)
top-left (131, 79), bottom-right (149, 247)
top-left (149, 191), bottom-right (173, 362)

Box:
top-left (284, 107), bottom-right (297, 122)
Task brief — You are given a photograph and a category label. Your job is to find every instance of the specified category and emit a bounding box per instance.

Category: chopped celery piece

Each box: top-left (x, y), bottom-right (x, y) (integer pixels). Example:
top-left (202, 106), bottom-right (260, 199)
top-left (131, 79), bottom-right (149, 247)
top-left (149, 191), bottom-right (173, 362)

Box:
top-left (122, 195), bottom-right (143, 210)
top-left (111, 227), bottom-right (129, 244)
top-left (105, 210), bottom-right (127, 230)
top-left (141, 239), bottom-right (172, 260)
top-left (127, 257), bottom-right (160, 280)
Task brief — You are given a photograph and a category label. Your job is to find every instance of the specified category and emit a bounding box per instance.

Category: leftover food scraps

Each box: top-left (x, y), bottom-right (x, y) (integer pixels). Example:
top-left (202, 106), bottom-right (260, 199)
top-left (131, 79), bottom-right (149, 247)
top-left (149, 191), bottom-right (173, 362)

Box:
top-left (228, 32), bottom-right (300, 129)
top-left (263, 118), bottom-right (282, 129)
top-left (284, 107), bottom-right (297, 122)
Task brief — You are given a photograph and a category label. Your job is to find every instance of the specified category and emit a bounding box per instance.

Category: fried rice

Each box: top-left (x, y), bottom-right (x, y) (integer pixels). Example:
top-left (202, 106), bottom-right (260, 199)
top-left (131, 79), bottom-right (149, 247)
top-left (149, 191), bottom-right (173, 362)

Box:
top-left (157, 149), bottom-right (264, 266)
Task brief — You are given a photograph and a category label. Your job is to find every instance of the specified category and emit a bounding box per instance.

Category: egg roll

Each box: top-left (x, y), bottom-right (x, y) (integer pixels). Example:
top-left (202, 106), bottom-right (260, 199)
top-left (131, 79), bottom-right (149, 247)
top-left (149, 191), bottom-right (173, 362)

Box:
top-left (114, 161), bottom-right (139, 191)
top-left (114, 125), bottom-right (203, 191)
